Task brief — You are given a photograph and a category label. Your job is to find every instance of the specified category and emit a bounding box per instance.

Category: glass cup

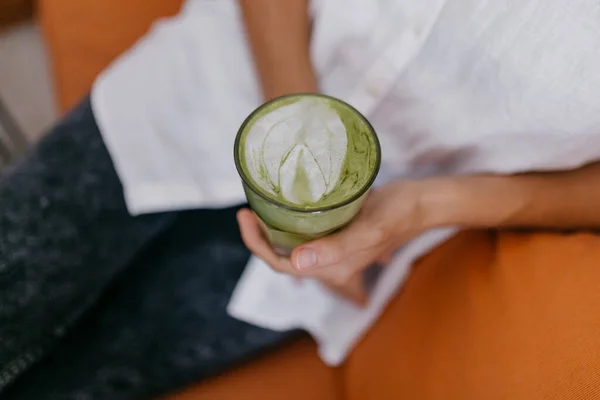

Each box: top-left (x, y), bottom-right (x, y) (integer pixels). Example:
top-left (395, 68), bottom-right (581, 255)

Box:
top-left (234, 93), bottom-right (381, 256)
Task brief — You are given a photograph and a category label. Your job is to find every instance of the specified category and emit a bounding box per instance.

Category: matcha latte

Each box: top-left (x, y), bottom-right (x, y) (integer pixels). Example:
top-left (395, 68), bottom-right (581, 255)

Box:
top-left (235, 94), bottom-right (380, 255)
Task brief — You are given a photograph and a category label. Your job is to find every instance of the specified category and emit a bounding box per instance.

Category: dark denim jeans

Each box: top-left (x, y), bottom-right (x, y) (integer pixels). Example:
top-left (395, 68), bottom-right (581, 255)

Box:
top-left (0, 98), bottom-right (295, 400)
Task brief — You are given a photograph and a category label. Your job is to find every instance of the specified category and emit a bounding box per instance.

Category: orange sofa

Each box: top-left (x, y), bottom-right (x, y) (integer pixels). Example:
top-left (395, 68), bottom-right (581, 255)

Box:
top-left (37, 1), bottom-right (600, 398)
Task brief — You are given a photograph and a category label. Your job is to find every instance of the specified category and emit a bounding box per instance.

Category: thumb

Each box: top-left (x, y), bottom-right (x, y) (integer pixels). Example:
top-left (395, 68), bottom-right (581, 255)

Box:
top-left (291, 219), bottom-right (380, 271)
top-left (291, 233), bottom-right (347, 272)
top-left (321, 274), bottom-right (368, 307)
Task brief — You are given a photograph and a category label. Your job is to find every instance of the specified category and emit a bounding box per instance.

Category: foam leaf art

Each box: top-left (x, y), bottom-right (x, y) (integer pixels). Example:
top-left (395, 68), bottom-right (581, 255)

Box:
top-left (244, 98), bottom-right (348, 206)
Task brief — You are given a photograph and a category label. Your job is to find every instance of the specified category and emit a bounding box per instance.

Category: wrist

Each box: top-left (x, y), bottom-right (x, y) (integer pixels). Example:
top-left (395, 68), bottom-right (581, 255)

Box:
top-left (414, 176), bottom-right (529, 229)
top-left (412, 178), bottom-right (460, 230)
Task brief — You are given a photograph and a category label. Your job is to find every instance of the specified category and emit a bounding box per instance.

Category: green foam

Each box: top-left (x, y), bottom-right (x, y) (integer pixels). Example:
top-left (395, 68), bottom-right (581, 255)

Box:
top-left (238, 94), bottom-right (379, 210)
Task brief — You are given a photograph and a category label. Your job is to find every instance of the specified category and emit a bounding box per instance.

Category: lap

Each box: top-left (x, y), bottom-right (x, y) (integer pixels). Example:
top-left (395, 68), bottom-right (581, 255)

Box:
top-left (9, 102), bottom-right (600, 399)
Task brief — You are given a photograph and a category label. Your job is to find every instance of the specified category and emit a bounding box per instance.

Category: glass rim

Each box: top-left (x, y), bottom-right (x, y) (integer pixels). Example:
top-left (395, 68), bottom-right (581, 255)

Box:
top-left (234, 93), bottom-right (382, 214)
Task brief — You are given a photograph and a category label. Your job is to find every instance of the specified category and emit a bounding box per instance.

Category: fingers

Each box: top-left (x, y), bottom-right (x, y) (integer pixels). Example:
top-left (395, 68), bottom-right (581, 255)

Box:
top-left (375, 251), bottom-right (395, 266)
top-left (237, 209), bottom-right (297, 275)
top-left (321, 274), bottom-right (368, 307)
top-left (237, 208), bottom-right (370, 306)
top-left (237, 208), bottom-right (276, 265)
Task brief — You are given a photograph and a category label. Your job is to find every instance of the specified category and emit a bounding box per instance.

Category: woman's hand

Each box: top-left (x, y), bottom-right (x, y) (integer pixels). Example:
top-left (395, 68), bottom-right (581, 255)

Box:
top-left (237, 180), bottom-right (431, 305)
top-left (239, 161), bottom-right (600, 304)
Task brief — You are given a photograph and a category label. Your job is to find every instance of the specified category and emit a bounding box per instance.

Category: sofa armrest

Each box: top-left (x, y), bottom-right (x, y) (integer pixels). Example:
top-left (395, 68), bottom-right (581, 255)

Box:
top-left (37, 0), bottom-right (182, 112)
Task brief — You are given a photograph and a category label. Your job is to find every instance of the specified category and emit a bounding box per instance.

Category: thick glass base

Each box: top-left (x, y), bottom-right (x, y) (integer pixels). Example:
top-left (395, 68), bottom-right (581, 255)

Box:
top-left (257, 219), bottom-right (318, 257)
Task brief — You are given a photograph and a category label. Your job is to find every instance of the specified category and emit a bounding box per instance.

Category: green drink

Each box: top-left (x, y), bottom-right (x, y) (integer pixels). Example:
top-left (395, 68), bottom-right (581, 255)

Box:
top-left (234, 93), bottom-right (381, 255)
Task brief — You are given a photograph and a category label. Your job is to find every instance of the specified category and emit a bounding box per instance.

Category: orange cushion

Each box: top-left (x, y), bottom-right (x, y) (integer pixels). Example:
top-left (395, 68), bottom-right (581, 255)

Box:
top-left (346, 230), bottom-right (600, 399)
top-left (165, 337), bottom-right (341, 400)
top-left (37, 0), bottom-right (183, 112)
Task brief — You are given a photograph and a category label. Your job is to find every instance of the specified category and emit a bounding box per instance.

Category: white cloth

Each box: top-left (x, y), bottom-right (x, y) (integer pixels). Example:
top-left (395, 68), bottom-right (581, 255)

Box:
top-left (91, 0), bottom-right (600, 365)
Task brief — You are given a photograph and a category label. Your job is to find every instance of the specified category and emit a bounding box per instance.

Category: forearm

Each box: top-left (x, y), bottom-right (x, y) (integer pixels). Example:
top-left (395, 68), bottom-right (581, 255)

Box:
top-left (421, 162), bottom-right (600, 230)
top-left (239, 0), bottom-right (317, 100)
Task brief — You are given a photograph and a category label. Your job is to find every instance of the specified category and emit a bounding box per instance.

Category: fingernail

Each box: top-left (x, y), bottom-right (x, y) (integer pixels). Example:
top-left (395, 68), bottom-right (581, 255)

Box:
top-left (295, 248), bottom-right (317, 270)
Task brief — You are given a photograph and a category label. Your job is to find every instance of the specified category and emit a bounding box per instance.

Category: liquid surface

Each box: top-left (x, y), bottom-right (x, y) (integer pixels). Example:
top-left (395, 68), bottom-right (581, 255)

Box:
top-left (238, 95), bottom-right (379, 209)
